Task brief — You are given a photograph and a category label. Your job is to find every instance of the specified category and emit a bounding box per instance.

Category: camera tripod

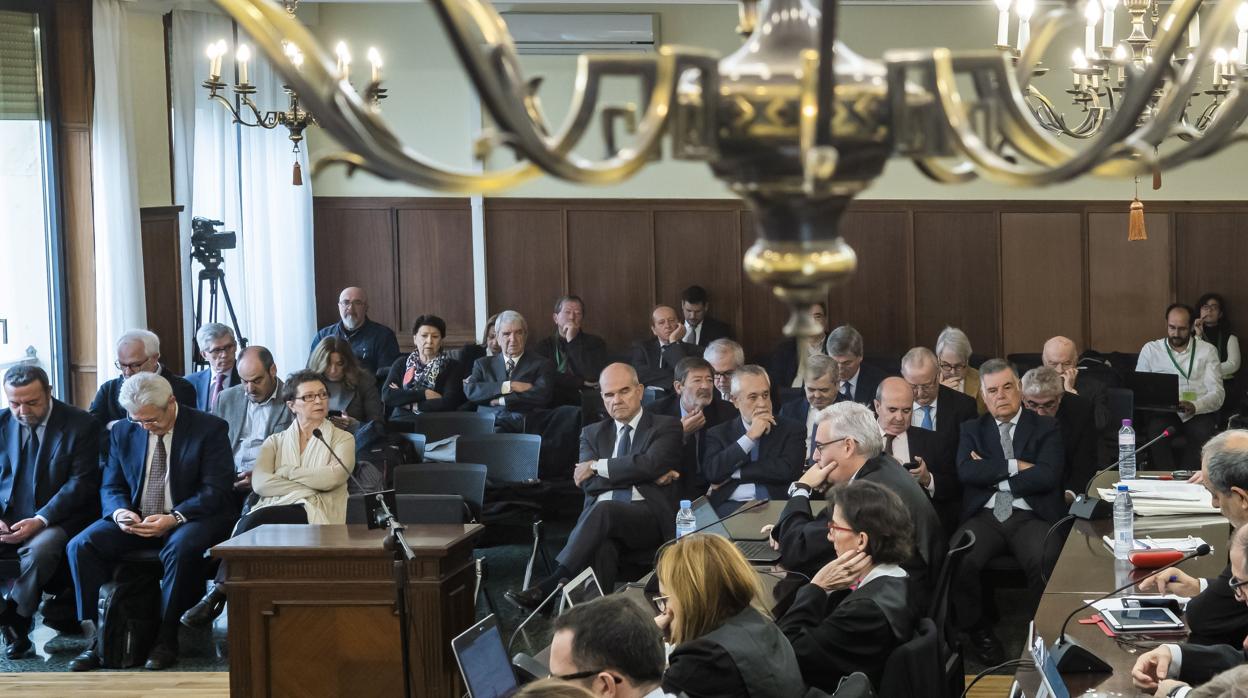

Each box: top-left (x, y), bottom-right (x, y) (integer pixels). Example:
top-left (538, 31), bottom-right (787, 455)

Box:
top-left (192, 266), bottom-right (248, 370)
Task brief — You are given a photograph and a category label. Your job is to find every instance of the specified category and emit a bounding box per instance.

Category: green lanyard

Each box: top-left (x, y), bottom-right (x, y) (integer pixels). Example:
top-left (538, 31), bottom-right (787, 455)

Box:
top-left (1164, 341), bottom-right (1196, 380)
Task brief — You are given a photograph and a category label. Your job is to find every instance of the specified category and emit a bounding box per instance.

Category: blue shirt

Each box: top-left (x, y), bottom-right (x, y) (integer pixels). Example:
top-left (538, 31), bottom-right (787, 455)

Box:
top-left (311, 318), bottom-right (400, 375)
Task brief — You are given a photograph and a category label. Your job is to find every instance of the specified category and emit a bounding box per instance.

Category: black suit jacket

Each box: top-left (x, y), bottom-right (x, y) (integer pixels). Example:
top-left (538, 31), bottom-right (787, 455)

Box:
top-left (846, 363), bottom-right (888, 405)
top-left (533, 332), bottom-right (609, 405)
top-left (702, 416), bottom-right (805, 507)
top-left (464, 353), bottom-right (554, 412)
top-left (1175, 642), bottom-right (1248, 685)
top-left (102, 406), bottom-right (234, 522)
top-left (779, 576), bottom-right (918, 692)
top-left (772, 455), bottom-right (946, 589)
top-left (629, 338), bottom-right (693, 390)
top-left (89, 366), bottom-right (198, 425)
top-left (187, 367), bottom-right (241, 411)
top-left (0, 400), bottom-right (101, 536)
top-left (648, 393), bottom-right (736, 499)
top-left (778, 397), bottom-right (851, 463)
top-left (1052, 392), bottom-right (1097, 491)
top-left (689, 316), bottom-right (733, 348)
top-left (578, 410), bottom-right (683, 539)
top-left (927, 386), bottom-right (979, 497)
top-left (956, 409), bottom-right (1066, 523)
top-left (381, 354), bottom-right (467, 417)
top-left (1186, 562), bottom-right (1248, 647)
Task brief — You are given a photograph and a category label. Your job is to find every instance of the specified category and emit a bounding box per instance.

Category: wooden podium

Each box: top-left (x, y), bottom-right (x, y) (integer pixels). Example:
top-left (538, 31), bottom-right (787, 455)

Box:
top-left (212, 523), bottom-right (483, 698)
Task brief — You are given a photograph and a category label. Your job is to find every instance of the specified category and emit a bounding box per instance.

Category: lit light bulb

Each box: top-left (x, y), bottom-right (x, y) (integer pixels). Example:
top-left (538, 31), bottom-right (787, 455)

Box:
top-left (1016, 0), bottom-right (1035, 21)
top-left (335, 41), bottom-right (352, 80)
top-left (367, 47), bottom-right (383, 82)
top-left (1238, 3), bottom-right (1248, 32)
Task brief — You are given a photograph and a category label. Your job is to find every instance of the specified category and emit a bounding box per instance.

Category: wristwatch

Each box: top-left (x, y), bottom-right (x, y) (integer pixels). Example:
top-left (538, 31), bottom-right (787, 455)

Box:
top-left (787, 482), bottom-right (813, 498)
top-left (172, 511), bottom-right (187, 526)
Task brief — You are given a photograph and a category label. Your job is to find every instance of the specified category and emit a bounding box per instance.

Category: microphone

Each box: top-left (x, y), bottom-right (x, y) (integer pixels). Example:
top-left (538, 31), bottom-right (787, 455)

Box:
top-left (1071, 428), bottom-right (1174, 521)
top-left (1049, 542), bottom-right (1211, 673)
top-left (312, 428), bottom-right (368, 494)
top-left (506, 578), bottom-right (568, 657)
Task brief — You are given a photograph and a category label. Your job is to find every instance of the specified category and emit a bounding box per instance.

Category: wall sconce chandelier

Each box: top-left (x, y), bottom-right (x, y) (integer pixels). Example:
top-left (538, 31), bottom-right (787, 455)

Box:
top-left (211, 0), bottom-right (1246, 334)
top-left (201, 0), bottom-right (387, 184)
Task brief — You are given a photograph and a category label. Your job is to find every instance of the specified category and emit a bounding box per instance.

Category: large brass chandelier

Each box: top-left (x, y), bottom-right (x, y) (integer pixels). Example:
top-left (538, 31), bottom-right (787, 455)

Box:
top-left (998, 0), bottom-right (1248, 139)
top-left (211, 0), bottom-right (1247, 336)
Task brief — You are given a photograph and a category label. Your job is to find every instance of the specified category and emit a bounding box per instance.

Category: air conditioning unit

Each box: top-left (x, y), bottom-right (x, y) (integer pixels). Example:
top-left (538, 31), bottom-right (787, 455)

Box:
top-left (501, 13), bottom-right (658, 55)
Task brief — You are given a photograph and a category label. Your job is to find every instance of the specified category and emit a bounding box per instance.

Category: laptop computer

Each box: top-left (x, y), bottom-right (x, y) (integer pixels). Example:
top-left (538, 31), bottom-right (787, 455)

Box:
top-left (450, 615), bottom-right (518, 698)
top-left (1127, 371), bottom-right (1181, 412)
top-left (557, 567), bottom-right (604, 615)
top-left (690, 497), bottom-right (780, 564)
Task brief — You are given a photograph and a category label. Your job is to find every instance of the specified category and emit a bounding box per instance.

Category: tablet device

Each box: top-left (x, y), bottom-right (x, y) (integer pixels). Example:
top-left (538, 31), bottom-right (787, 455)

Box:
top-left (1100, 606), bottom-right (1185, 632)
top-left (450, 615), bottom-right (518, 698)
top-left (558, 567), bottom-right (604, 615)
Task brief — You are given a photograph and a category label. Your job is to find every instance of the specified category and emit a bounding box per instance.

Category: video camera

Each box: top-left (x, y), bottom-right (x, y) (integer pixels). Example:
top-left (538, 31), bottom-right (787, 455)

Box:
top-left (190, 217), bottom-right (237, 269)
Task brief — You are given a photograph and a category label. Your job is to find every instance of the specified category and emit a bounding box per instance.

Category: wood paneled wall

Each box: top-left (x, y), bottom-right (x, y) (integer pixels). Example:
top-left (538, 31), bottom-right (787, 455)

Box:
top-left (140, 206), bottom-right (185, 374)
top-left (313, 197), bottom-right (1247, 363)
top-left (51, 0), bottom-right (96, 406)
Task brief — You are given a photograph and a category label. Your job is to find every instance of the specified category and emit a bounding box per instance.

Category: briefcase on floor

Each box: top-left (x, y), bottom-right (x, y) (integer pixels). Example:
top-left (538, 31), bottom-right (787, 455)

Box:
top-left (95, 563), bottom-right (161, 668)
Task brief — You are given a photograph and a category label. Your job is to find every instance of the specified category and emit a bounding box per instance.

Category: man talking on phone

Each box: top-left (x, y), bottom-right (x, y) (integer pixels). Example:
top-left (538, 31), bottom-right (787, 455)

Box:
top-left (66, 374), bottom-right (234, 672)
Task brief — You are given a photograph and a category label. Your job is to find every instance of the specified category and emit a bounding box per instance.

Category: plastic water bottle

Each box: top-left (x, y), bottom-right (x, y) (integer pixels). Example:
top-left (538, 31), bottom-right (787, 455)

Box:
top-left (675, 500), bottom-right (696, 539)
top-left (1118, 419), bottom-right (1137, 481)
top-left (1113, 485), bottom-right (1134, 560)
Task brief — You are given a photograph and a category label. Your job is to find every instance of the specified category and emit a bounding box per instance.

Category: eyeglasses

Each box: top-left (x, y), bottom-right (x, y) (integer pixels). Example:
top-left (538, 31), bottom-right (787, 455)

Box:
top-left (205, 342), bottom-right (236, 357)
top-left (828, 522), bottom-right (856, 535)
top-left (127, 410), bottom-right (165, 426)
top-left (1230, 575), bottom-right (1247, 602)
top-left (813, 436), bottom-right (849, 454)
top-left (337, 300), bottom-right (366, 308)
top-left (652, 594), bottom-right (670, 614)
top-left (295, 391), bottom-right (330, 403)
top-left (1023, 398), bottom-right (1060, 412)
top-left (114, 358), bottom-right (152, 371)
top-left (938, 361), bottom-right (967, 373)
top-left (711, 369), bottom-right (736, 380)
top-left (552, 670), bottom-right (623, 684)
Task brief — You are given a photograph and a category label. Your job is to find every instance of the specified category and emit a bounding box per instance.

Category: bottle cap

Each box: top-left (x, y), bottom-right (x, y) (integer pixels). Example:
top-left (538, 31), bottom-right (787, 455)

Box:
top-left (679, 500), bottom-right (692, 509)
top-left (1117, 484), bottom-right (1129, 492)
top-left (1122, 418), bottom-right (1132, 427)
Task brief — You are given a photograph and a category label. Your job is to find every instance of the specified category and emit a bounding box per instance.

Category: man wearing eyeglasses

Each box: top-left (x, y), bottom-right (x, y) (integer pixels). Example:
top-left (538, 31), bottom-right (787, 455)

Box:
top-left (1143, 430), bottom-right (1248, 650)
top-left (548, 595), bottom-right (675, 698)
top-left (67, 373), bottom-right (234, 672)
top-left (187, 323), bottom-right (240, 413)
top-left (88, 330), bottom-right (198, 431)
top-left (1132, 524), bottom-right (1248, 698)
top-left (1020, 367), bottom-right (1097, 492)
top-left (309, 287), bottom-right (400, 376)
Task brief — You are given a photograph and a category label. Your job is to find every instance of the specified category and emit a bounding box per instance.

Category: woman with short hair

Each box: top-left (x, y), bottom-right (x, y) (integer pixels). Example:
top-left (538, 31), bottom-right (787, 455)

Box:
top-left (382, 314), bottom-right (466, 419)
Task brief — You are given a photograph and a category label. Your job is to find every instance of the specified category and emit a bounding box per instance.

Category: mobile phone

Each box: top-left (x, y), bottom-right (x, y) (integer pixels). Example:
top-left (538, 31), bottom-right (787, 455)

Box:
top-left (328, 410), bottom-right (343, 418)
top-left (903, 460), bottom-right (919, 471)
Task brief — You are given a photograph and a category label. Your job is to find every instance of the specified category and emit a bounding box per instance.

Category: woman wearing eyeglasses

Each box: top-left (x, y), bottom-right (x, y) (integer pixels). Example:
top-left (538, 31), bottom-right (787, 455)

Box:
top-left (654, 534), bottom-right (804, 698)
top-left (308, 337), bottom-right (383, 433)
top-left (776, 480), bottom-right (918, 693)
top-left (181, 370), bottom-right (357, 628)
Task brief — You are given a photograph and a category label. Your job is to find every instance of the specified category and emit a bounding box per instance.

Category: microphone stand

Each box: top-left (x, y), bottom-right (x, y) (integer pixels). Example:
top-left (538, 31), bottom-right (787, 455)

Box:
top-left (1071, 428), bottom-right (1173, 520)
top-left (376, 494), bottom-right (415, 698)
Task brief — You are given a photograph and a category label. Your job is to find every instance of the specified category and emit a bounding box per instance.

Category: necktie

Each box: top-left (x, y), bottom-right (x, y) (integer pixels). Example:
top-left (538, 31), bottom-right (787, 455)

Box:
top-left (210, 372), bottom-right (227, 410)
top-left (505, 358), bottom-right (516, 379)
top-left (611, 425), bottom-right (633, 502)
top-left (839, 381), bottom-right (853, 402)
top-left (749, 439), bottom-right (760, 461)
top-left (141, 436), bottom-right (168, 518)
top-left (11, 427), bottom-right (38, 520)
top-left (688, 324), bottom-right (699, 345)
top-left (658, 344), bottom-right (665, 369)
top-left (884, 433), bottom-right (896, 456)
top-left (920, 405), bottom-right (934, 430)
top-left (807, 421), bottom-right (819, 464)
top-left (993, 421), bottom-right (1014, 522)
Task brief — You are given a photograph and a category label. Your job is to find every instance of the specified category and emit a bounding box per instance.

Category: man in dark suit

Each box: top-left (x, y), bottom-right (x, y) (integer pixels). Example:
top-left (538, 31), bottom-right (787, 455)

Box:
top-left (1130, 524), bottom-right (1248, 696)
top-left (1022, 366), bottom-right (1098, 492)
top-left (0, 366), bottom-right (100, 658)
top-left (1043, 336), bottom-right (1111, 432)
top-left (950, 359), bottom-right (1066, 664)
top-left (505, 364), bottom-right (682, 607)
top-left (770, 401), bottom-right (945, 591)
top-left (702, 365), bottom-right (805, 515)
top-left (679, 285), bottom-right (733, 348)
top-left (826, 325), bottom-right (887, 405)
top-left (766, 302), bottom-right (829, 391)
top-left (875, 377), bottom-right (945, 497)
top-left (67, 373), bottom-right (235, 672)
top-left (89, 330), bottom-right (197, 429)
top-left (901, 346), bottom-right (978, 534)
top-left (309, 286), bottom-right (400, 376)
top-left (778, 354), bottom-right (842, 465)
top-left (705, 338), bottom-right (746, 402)
top-left (186, 323), bottom-right (240, 412)
top-left (630, 305), bottom-right (693, 391)
top-left (649, 357), bottom-right (736, 501)
top-left (533, 295), bottom-right (609, 411)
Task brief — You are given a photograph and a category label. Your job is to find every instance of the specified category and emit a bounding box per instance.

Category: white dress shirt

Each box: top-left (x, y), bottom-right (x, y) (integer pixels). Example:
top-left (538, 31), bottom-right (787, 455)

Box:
top-left (880, 426), bottom-right (936, 496)
top-left (234, 384), bottom-right (282, 473)
top-left (1136, 338), bottom-right (1226, 419)
top-left (983, 408), bottom-right (1030, 512)
top-left (683, 322), bottom-right (700, 346)
top-left (911, 398), bottom-right (937, 430)
top-left (840, 367), bottom-right (860, 400)
top-left (592, 410), bottom-right (645, 502)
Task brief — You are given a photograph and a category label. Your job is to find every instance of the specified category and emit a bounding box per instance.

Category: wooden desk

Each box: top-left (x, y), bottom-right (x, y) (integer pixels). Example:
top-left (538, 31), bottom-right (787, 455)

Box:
top-left (213, 523), bottom-right (483, 698)
top-left (1012, 473), bottom-right (1231, 697)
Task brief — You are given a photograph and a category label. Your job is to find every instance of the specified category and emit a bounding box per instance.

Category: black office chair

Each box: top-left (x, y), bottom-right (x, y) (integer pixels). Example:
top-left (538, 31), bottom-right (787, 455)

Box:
top-left (878, 618), bottom-right (943, 698)
top-left (393, 412), bottom-right (495, 442)
top-left (395, 432), bottom-right (426, 464)
top-left (1006, 352), bottom-right (1043, 376)
top-left (392, 462), bottom-right (487, 522)
top-left (928, 529), bottom-right (975, 698)
top-left (345, 493), bottom-right (467, 525)
top-left (642, 386), bottom-right (663, 406)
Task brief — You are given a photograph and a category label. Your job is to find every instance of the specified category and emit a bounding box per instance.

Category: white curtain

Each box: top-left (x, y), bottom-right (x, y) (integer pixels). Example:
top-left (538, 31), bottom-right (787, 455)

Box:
top-left (91, 0), bottom-right (147, 381)
top-left (170, 11), bottom-right (314, 374)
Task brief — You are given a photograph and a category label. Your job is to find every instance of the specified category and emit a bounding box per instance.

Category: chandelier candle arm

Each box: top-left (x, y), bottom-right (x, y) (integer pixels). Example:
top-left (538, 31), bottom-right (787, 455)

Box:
top-left (1102, 0), bottom-right (1118, 48)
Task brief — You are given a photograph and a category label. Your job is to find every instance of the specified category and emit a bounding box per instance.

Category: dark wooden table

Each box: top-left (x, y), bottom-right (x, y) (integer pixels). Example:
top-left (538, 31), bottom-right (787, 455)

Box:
top-left (1012, 473), bottom-right (1231, 697)
top-left (213, 523), bottom-right (483, 698)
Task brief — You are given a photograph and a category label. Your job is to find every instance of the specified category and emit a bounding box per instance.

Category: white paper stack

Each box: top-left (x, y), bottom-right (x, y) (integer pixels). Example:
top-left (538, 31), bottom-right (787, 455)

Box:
top-left (1096, 480), bottom-right (1220, 516)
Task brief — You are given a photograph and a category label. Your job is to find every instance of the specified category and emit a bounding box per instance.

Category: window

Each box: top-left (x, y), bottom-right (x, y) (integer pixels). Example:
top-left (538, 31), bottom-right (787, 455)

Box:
top-left (0, 5), bottom-right (64, 392)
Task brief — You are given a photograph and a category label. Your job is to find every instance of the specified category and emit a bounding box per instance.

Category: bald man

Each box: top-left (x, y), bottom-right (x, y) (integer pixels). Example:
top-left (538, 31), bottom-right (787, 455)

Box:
top-left (310, 287), bottom-right (400, 375)
top-left (630, 305), bottom-right (693, 390)
top-left (1042, 336), bottom-right (1111, 433)
top-left (505, 364), bottom-right (682, 609)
